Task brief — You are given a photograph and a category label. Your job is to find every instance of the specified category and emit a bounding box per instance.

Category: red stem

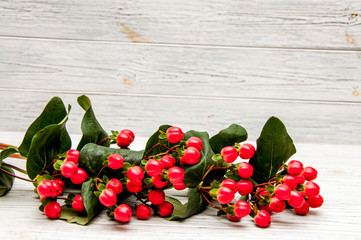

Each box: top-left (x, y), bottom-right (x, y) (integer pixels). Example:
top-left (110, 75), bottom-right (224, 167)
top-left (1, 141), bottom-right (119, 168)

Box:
top-left (0, 168), bottom-right (35, 183)
top-left (97, 137), bottom-right (111, 145)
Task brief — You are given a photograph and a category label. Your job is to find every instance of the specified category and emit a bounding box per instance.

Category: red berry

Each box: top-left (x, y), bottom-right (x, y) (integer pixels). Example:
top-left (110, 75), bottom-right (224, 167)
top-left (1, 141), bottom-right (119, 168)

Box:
top-left (294, 200), bottom-right (310, 215)
top-left (287, 160), bottom-right (304, 176)
top-left (66, 149), bottom-right (80, 164)
top-left (221, 179), bottom-right (238, 193)
top-left (239, 143), bottom-right (255, 159)
top-left (148, 189), bottom-right (165, 205)
top-left (186, 137), bottom-right (203, 151)
top-left (227, 213), bottom-right (241, 222)
top-left (221, 146), bottom-right (238, 163)
top-left (72, 194), bottom-right (85, 212)
top-left (167, 167), bottom-right (184, 183)
top-left (307, 195), bottom-right (324, 208)
top-left (254, 210), bottom-right (271, 228)
top-left (274, 184), bottom-right (291, 200)
top-left (37, 179), bottom-right (55, 197)
top-left (238, 162), bottom-right (254, 179)
top-left (51, 179), bottom-right (63, 197)
top-left (166, 126), bottom-right (184, 143)
top-left (120, 129), bottom-right (135, 142)
top-left (127, 166), bottom-right (144, 183)
top-left (106, 178), bottom-right (123, 194)
top-left (108, 154), bottom-right (124, 170)
top-left (145, 159), bottom-right (164, 176)
top-left (257, 188), bottom-right (269, 201)
top-left (288, 191), bottom-right (305, 208)
top-left (159, 155), bottom-right (175, 169)
top-left (114, 204), bottom-right (132, 223)
top-left (295, 174), bottom-right (306, 185)
top-left (158, 201), bottom-right (174, 217)
top-left (304, 182), bottom-right (320, 197)
top-left (116, 133), bottom-right (133, 148)
top-left (60, 160), bottom-right (78, 178)
top-left (71, 168), bottom-right (88, 185)
top-left (282, 175), bottom-right (298, 190)
top-left (126, 181), bottom-right (142, 193)
top-left (136, 204), bottom-right (152, 220)
top-left (259, 205), bottom-right (273, 215)
top-left (99, 188), bottom-right (117, 207)
top-left (234, 200), bottom-right (251, 218)
top-left (183, 147), bottom-right (201, 165)
top-left (237, 180), bottom-right (253, 196)
top-left (152, 175), bottom-right (168, 189)
top-left (53, 179), bottom-right (65, 191)
top-left (173, 181), bottom-right (187, 190)
top-left (269, 197), bottom-right (285, 213)
top-left (217, 187), bottom-right (235, 204)
top-left (303, 166), bottom-right (318, 181)
top-left (44, 202), bottom-right (61, 219)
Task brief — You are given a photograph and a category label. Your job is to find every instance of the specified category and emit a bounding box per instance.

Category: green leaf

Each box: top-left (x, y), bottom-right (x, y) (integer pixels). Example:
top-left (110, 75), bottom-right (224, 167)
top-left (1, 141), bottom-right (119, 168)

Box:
top-left (249, 117), bottom-right (296, 183)
top-left (209, 124), bottom-right (248, 154)
top-left (76, 95), bottom-right (110, 151)
top-left (78, 143), bottom-right (143, 177)
top-left (0, 166), bottom-right (15, 196)
top-left (0, 147), bottom-right (18, 168)
top-left (165, 188), bottom-right (208, 220)
top-left (143, 125), bottom-right (172, 158)
top-left (18, 97), bottom-right (68, 157)
top-left (26, 106), bottom-right (71, 180)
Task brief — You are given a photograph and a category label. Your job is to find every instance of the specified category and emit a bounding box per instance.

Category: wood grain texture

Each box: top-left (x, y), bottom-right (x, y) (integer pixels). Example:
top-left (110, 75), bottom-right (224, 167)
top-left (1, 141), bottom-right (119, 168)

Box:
top-left (0, 0), bottom-right (360, 49)
top-left (0, 37), bottom-right (360, 103)
top-left (0, 132), bottom-right (360, 239)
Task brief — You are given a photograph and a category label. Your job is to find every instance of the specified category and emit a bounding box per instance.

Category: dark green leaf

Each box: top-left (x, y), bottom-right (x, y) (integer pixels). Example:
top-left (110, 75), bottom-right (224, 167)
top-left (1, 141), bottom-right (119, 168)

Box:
top-left (0, 166), bottom-right (15, 196)
top-left (249, 117), bottom-right (296, 183)
top-left (0, 147), bottom-right (18, 168)
top-left (165, 188), bottom-right (208, 221)
top-left (209, 124), bottom-right (248, 154)
top-left (26, 107), bottom-right (71, 180)
top-left (76, 95), bottom-right (110, 151)
top-left (18, 97), bottom-right (68, 157)
top-left (143, 125), bottom-right (172, 158)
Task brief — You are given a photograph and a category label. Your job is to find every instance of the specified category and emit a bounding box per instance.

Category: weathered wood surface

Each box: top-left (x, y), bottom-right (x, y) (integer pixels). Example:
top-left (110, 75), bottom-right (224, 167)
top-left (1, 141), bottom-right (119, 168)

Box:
top-left (0, 131), bottom-right (360, 239)
top-left (0, 0), bottom-right (360, 49)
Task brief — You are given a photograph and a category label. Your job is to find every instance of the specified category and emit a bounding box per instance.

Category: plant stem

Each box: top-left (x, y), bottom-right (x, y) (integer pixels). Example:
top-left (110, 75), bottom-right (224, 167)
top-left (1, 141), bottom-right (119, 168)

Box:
top-left (212, 167), bottom-right (228, 170)
top-left (1, 163), bottom-right (27, 174)
top-left (97, 137), bottom-right (111, 145)
top-left (133, 193), bottom-right (148, 205)
top-left (0, 168), bottom-right (35, 183)
top-left (253, 180), bottom-right (276, 188)
top-left (96, 165), bottom-right (107, 179)
top-left (201, 163), bottom-right (216, 182)
top-left (200, 189), bottom-right (223, 210)
top-left (144, 143), bottom-right (161, 158)
top-left (0, 142), bottom-right (17, 150)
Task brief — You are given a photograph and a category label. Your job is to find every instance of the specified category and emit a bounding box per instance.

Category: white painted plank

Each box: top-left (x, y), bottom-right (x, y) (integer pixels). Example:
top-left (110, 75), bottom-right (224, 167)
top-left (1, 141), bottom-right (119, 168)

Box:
top-left (0, 90), bottom-right (360, 144)
top-left (0, 131), bottom-right (360, 239)
top-left (0, 0), bottom-right (360, 49)
top-left (0, 38), bottom-right (360, 102)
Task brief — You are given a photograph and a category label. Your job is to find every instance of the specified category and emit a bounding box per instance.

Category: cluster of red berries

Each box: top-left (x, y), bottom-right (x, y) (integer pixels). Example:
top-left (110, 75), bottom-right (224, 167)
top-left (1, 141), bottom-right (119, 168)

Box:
top-left (116, 129), bottom-right (135, 148)
top-left (60, 149), bottom-right (88, 184)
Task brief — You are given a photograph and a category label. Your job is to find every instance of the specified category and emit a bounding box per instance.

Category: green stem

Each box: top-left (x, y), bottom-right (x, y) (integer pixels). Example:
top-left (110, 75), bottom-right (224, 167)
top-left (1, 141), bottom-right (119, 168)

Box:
top-left (0, 167), bottom-right (35, 183)
top-left (1, 163), bottom-right (27, 174)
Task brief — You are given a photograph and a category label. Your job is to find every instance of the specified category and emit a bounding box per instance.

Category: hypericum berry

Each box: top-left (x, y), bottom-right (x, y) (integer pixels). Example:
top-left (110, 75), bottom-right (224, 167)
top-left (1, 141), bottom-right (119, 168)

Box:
top-left (221, 179), bottom-right (238, 193)
top-left (238, 143), bottom-right (255, 159)
top-left (53, 179), bottom-right (65, 191)
top-left (259, 205), bottom-right (273, 215)
top-left (72, 194), bottom-right (85, 212)
top-left (294, 200), bottom-right (310, 215)
top-left (237, 162), bottom-right (254, 179)
top-left (186, 137), bottom-right (203, 151)
top-left (71, 168), bottom-right (88, 185)
top-left (158, 201), bottom-right (174, 217)
top-left (269, 197), bottom-right (286, 213)
top-left (116, 133), bottom-right (133, 148)
top-left (302, 166), bottom-right (318, 181)
top-left (183, 147), bottom-right (201, 165)
top-left (166, 126), bottom-right (184, 143)
top-left (217, 187), bottom-right (235, 204)
top-left (136, 204), bottom-right (152, 220)
top-left (66, 149), bottom-right (80, 164)
top-left (274, 184), bottom-right (291, 200)
top-left (173, 181), bottom-right (187, 190)
top-left (44, 202), bottom-right (61, 219)
top-left (126, 181), bottom-right (142, 193)
top-left (304, 182), bottom-right (320, 197)
top-left (37, 179), bottom-right (55, 197)
top-left (254, 210), bottom-right (271, 228)
top-left (234, 200), bottom-right (251, 218)
top-left (237, 180), bottom-right (253, 196)
top-left (114, 204), bottom-right (132, 223)
top-left (287, 160), bottom-right (304, 176)
top-left (227, 213), bottom-right (241, 222)
top-left (148, 189), bottom-right (165, 205)
top-left (152, 175), bottom-right (168, 189)
top-left (295, 174), bottom-right (306, 185)
top-left (120, 129), bottom-right (135, 142)
top-left (99, 188), bottom-right (117, 207)
top-left (221, 146), bottom-right (238, 163)
top-left (256, 188), bottom-right (269, 201)
top-left (282, 175), bottom-right (298, 190)
top-left (160, 155), bottom-right (176, 169)
top-left (307, 195), bottom-right (324, 208)
top-left (145, 159), bottom-right (164, 176)
top-left (106, 178), bottom-right (123, 194)
top-left (167, 167), bottom-right (184, 183)
top-left (60, 160), bottom-right (78, 178)
top-left (288, 191), bottom-right (305, 208)
top-left (108, 154), bottom-right (124, 170)
top-left (127, 166), bottom-right (144, 183)
top-left (51, 179), bottom-right (63, 197)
